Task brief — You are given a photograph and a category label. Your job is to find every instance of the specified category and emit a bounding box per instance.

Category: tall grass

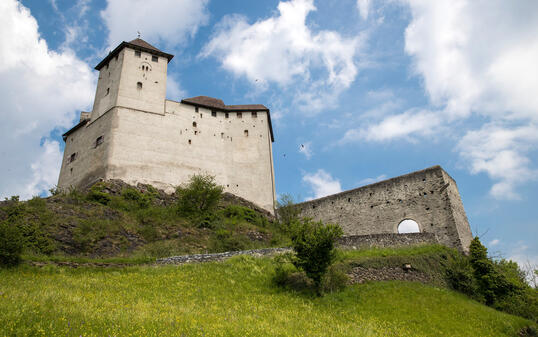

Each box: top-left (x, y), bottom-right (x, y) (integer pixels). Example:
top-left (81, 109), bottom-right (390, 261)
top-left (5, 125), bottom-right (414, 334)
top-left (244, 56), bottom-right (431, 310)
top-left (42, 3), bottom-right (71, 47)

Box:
top-left (0, 256), bottom-right (531, 336)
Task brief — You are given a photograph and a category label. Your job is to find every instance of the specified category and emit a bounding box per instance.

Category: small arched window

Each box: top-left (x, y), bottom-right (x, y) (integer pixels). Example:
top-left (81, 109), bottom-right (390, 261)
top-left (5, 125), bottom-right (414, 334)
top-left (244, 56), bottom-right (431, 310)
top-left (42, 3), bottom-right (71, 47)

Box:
top-left (398, 219), bottom-right (420, 234)
top-left (137, 82), bottom-right (143, 89)
top-left (193, 122), bottom-right (197, 127)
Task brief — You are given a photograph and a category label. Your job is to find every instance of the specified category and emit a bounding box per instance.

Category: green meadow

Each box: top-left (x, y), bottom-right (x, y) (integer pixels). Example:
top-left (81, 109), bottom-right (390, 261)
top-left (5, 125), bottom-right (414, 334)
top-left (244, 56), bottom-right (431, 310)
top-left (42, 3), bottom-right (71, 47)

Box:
top-left (0, 255), bottom-right (531, 337)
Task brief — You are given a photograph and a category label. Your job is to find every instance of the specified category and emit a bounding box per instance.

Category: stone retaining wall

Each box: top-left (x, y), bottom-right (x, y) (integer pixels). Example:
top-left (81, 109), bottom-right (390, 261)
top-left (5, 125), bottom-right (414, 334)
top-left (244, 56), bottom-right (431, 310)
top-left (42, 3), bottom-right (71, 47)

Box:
top-left (157, 247), bottom-right (291, 264)
top-left (337, 233), bottom-right (438, 250)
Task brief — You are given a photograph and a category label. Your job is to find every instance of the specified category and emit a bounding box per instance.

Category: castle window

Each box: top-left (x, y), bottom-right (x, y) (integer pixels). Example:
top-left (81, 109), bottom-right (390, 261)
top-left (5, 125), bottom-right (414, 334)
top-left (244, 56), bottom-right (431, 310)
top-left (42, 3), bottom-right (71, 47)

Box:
top-left (195, 107), bottom-right (199, 113)
top-left (200, 114), bottom-right (202, 118)
top-left (152, 56), bottom-right (158, 62)
top-left (212, 111), bottom-right (217, 117)
top-left (192, 122), bottom-right (197, 128)
top-left (95, 136), bottom-right (104, 148)
top-left (225, 112), bottom-right (229, 118)
top-left (194, 131), bottom-right (198, 135)
top-left (398, 219), bottom-right (420, 234)
top-left (115, 55), bottom-right (118, 61)
top-left (244, 130), bottom-right (248, 137)
top-left (221, 133), bottom-right (224, 138)
top-left (252, 112), bottom-right (257, 118)
top-left (135, 51), bottom-right (141, 57)
top-left (68, 152), bottom-right (77, 163)
top-left (237, 112), bottom-right (242, 119)
top-left (137, 82), bottom-right (142, 89)
top-left (188, 139), bottom-right (191, 144)
top-left (105, 88), bottom-right (110, 96)
top-left (106, 63), bottom-right (109, 69)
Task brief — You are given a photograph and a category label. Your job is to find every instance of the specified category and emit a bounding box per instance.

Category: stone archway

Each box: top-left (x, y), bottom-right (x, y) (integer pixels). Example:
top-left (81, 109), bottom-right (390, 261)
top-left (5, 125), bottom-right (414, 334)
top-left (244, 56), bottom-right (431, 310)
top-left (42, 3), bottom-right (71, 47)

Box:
top-left (397, 219), bottom-right (420, 234)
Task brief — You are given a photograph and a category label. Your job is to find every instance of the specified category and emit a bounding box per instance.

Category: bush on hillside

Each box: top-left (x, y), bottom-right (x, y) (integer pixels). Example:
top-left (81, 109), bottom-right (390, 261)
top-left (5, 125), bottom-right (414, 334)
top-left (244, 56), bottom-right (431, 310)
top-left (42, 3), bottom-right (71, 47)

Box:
top-left (0, 222), bottom-right (23, 267)
top-left (289, 218), bottom-right (343, 294)
top-left (276, 194), bottom-right (301, 233)
top-left (175, 175), bottom-right (223, 223)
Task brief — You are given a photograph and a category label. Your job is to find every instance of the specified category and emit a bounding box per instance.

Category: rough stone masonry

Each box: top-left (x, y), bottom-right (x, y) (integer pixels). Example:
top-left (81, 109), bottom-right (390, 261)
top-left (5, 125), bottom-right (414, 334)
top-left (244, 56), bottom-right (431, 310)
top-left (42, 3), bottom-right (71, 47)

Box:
top-left (295, 166), bottom-right (473, 253)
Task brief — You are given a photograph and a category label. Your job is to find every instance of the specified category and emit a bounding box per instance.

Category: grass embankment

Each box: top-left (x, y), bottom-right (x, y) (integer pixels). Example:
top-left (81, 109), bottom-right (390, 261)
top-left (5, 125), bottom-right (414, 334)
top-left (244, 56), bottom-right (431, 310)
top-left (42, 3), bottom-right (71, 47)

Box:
top-left (0, 181), bottom-right (288, 263)
top-left (0, 249), bottom-right (533, 336)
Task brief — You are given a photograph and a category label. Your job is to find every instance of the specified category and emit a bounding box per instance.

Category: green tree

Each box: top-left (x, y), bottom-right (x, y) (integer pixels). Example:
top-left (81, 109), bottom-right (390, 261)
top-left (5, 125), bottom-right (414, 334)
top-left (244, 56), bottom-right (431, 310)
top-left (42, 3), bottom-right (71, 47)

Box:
top-left (290, 218), bottom-right (343, 294)
top-left (0, 222), bottom-right (23, 267)
top-left (176, 174), bottom-right (224, 222)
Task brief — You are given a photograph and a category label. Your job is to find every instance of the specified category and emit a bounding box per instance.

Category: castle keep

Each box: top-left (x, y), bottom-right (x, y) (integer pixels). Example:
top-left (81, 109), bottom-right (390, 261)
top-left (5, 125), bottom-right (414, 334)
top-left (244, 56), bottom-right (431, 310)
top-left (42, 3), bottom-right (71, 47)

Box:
top-left (58, 39), bottom-right (276, 213)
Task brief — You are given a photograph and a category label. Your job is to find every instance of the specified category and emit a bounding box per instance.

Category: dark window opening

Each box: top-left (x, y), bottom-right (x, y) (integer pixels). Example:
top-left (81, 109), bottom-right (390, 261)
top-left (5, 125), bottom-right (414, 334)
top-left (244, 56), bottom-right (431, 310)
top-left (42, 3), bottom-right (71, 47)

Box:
top-left (70, 167), bottom-right (73, 173)
top-left (95, 136), bottom-right (104, 147)
top-left (192, 122), bottom-right (197, 127)
top-left (106, 63), bottom-right (109, 69)
top-left (195, 107), bottom-right (199, 112)
top-left (68, 152), bottom-right (77, 163)
top-left (200, 114), bottom-right (202, 118)
top-left (106, 87), bottom-right (110, 96)
top-left (135, 51), bottom-right (141, 57)
top-left (194, 131), bottom-right (198, 135)
top-left (137, 82), bottom-right (142, 89)
top-left (252, 112), bottom-right (257, 118)
top-left (115, 55), bottom-right (118, 61)
top-left (188, 139), bottom-right (191, 144)
top-left (212, 111), bottom-right (217, 117)
top-left (237, 112), bottom-right (242, 118)
top-left (221, 133), bottom-right (224, 138)
top-left (348, 198), bottom-right (351, 202)
top-left (152, 55), bottom-right (158, 62)
top-left (244, 130), bottom-right (248, 136)
top-left (225, 112), bottom-right (229, 118)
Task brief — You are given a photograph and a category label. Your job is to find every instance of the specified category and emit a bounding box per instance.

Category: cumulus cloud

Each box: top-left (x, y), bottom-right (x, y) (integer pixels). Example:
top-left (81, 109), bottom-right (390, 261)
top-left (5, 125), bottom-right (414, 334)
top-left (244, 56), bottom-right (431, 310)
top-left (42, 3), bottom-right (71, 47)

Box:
top-left (101, 0), bottom-right (209, 50)
top-left (0, 0), bottom-right (95, 199)
top-left (201, 0), bottom-right (362, 113)
top-left (342, 1), bottom-right (538, 199)
top-left (303, 169), bottom-right (342, 200)
top-left (489, 239), bottom-right (500, 247)
top-left (341, 108), bottom-right (442, 143)
top-left (457, 124), bottom-right (538, 199)
top-left (357, 0), bottom-right (372, 20)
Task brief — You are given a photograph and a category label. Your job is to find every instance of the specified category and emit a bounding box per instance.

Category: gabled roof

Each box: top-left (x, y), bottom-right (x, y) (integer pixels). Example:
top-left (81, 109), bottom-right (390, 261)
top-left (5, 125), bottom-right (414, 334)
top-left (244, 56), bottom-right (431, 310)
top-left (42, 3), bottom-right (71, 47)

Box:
top-left (95, 38), bottom-right (174, 70)
top-left (181, 96), bottom-right (274, 142)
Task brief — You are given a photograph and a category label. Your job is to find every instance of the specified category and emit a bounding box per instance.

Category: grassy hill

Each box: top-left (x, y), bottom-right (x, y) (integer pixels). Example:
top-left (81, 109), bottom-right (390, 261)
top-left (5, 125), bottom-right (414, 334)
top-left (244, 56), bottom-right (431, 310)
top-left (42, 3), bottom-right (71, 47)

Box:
top-left (0, 180), bottom-right (287, 262)
top-left (0, 250), bottom-right (534, 336)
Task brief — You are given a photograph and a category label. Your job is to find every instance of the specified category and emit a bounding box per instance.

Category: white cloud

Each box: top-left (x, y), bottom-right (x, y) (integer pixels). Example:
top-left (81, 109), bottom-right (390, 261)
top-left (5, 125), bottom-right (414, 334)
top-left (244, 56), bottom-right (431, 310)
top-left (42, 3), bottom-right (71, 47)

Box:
top-left (101, 0), bottom-right (209, 50)
top-left (303, 169), bottom-right (342, 200)
top-left (489, 239), bottom-right (500, 247)
top-left (0, 0), bottom-right (95, 199)
top-left (358, 174), bottom-right (387, 186)
top-left (357, 0), bottom-right (371, 20)
top-left (457, 124), bottom-right (538, 199)
top-left (298, 142), bottom-right (313, 159)
top-left (341, 108), bottom-right (442, 143)
top-left (201, 0), bottom-right (362, 113)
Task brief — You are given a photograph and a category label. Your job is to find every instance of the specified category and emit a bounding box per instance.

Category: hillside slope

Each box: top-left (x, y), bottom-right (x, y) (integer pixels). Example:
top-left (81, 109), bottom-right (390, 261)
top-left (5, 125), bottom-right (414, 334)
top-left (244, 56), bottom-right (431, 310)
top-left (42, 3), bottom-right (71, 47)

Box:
top-left (0, 255), bottom-right (533, 337)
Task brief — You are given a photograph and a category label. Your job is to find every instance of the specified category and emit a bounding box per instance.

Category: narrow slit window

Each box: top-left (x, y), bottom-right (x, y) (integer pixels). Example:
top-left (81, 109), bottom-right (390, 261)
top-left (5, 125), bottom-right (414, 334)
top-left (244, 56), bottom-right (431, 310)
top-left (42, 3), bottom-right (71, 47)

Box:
top-left (252, 112), bottom-right (257, 118)
top-left (95, 136), bottom-right (104, 147)
top-left (152, 56), bottom-right (158, 62)
top-left (188, 139), bottom-right (191, 144)
top-left (244, 130), bottom-right (248, 137)
top-left (237, 112), bottom-right (242, 119)
top-left (137, 82), bottom-right (142, 89)
top-left (225, 112), bottom-right (229, 118)
top-left (106, 88), bottom-right (110, 96)
top-left (135, 50), bottom-right (141, 57)
top-left (68, 153), bottom-right (77, 163)
top-left (192, 122), bottom-right (197, 127)
top-left (212, 111), bottom-right (217, 117)
top-left (195, 107), bottom-right (199, 112)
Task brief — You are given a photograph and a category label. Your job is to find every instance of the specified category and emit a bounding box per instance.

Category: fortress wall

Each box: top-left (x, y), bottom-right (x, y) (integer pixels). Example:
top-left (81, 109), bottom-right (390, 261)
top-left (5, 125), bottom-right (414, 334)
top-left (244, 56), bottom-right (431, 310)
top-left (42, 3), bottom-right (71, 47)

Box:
top-left (295, 166), bottom-right (472, 252)
top-left (338, 233), bottom-right (438, 250)
top-left (58, 111), bottom-right (115, 190)
top-left (105, 101), bottom-right (275, 213)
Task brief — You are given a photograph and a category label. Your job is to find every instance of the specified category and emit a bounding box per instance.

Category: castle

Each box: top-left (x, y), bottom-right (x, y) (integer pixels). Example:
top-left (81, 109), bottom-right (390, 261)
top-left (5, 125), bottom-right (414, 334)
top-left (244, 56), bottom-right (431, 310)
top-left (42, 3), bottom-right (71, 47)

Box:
top-left (58, 39), bottom-right (276, 213)
top-left (58, 39), bottom-right (473, 252)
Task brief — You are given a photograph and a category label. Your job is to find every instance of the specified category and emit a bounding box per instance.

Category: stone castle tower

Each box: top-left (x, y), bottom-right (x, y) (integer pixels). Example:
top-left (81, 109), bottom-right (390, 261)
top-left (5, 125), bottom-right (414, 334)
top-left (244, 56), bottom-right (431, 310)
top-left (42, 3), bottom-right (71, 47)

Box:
top-left (58, 39), bottom-right (276, 213)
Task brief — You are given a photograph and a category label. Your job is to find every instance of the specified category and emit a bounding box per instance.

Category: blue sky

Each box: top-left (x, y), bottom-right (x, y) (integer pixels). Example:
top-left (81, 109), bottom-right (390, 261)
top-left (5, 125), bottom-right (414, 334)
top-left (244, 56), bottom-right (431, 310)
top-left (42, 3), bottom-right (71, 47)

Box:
top-left (1, 0), bottom-right (537, 267)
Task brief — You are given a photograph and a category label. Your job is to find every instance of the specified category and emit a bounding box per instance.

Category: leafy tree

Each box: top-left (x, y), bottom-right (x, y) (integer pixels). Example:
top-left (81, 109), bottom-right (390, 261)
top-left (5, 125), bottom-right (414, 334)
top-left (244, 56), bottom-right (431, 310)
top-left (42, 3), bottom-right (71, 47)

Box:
top-left (176, 174), bottom-right (224, 222)
top-left (290, 218), bottom-right (343, 294)
top-left (0, 222), bottom-right (23, 267)
top-left (276, 194), bottom-right (301, 233)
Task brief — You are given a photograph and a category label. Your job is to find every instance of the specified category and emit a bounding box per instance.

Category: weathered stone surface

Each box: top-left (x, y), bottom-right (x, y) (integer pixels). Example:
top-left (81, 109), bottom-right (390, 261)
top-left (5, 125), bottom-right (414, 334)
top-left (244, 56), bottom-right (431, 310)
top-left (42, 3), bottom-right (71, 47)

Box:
top-left (295, 166), bottom-right (472, 253)
top-left (157, 247), bottom-right (291, 264)
top-left (348, 266), bottom-right (431, 284)
top-left (337, 233), bottom-right (438, 249)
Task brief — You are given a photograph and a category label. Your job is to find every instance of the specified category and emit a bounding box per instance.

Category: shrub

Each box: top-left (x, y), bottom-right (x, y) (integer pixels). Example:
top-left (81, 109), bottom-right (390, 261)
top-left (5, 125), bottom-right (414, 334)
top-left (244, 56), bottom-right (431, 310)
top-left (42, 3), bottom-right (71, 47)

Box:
top-left (121, 187), bottom-right (153, 208)
top-left (223, 205), bottom-right (268, 227)
top-left (276, 194), bottom-right (300, 233)
top-left (290, 218), bottom-right (343, 294)
top-left (0, 222), bottom-right (23, 267)
top-left (176, 174), bottom-right (223, 221)
top-left (320, 264), bottom-right (349, 294)
top-left (86, 183), bottom-right (112, 205)
top-left (446, 252), bottom-right (481, 300)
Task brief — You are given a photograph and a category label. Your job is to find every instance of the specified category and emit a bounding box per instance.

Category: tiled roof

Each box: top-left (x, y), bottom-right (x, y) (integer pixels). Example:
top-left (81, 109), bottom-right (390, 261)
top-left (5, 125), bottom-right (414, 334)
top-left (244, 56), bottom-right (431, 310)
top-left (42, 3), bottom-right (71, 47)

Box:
top-left (181, 96), bottom-right (274, 141)
top-left (95, 38), bottom-right (174, 70)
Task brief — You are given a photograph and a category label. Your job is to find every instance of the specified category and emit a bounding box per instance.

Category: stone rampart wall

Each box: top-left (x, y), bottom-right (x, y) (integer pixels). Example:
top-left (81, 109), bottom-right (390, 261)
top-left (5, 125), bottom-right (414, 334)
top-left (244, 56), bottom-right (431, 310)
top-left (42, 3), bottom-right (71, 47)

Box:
top-left (295, 166), bottom-right (472, 252)
top-left (337, 233), bottom-right (438, 250)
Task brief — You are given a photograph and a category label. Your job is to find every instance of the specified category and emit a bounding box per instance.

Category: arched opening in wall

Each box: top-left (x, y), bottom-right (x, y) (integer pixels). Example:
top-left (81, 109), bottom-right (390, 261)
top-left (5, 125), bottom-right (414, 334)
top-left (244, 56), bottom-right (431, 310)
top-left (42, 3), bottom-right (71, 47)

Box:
top-left (192, 121), bottom-right (197, 127)
top-left (398, 219), bottom-right (420, 234)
